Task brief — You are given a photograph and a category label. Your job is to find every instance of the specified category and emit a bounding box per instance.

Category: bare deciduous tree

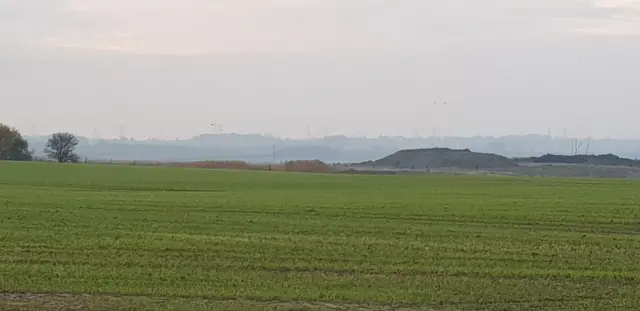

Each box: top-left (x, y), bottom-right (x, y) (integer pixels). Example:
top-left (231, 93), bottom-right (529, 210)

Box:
top-left (45, 132), bottom-right (80, 163)
top-left (0, 123), bottom-right (33, 161)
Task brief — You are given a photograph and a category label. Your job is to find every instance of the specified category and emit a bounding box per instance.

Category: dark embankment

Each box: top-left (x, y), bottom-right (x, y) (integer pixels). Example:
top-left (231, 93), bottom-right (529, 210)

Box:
top-left (516, 154), bottom-right (640, 167)
top-left (357, 148), bottom-right (518, 170)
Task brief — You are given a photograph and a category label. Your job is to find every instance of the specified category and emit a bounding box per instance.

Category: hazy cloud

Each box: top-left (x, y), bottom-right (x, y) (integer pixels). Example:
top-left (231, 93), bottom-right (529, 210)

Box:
top-left (2, 0), bottom-right (639, 55)
top-left (2, 0), bottom-right (639, 139)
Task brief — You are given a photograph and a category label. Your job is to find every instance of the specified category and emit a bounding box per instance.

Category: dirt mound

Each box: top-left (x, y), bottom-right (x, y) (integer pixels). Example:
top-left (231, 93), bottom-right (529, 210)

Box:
top-left (360, 148), bottom-right (517, 170)
top-left (517, 153), bottom-right (640, 167)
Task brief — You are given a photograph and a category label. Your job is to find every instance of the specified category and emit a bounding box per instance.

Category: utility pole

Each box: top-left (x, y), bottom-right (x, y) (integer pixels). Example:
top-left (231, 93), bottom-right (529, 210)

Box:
top-left (117, 125), bottom-right (126, 140)
top-left (432, 101), bottom-right (449, 140)
top-left (272, 144), bottom-right (277, 162)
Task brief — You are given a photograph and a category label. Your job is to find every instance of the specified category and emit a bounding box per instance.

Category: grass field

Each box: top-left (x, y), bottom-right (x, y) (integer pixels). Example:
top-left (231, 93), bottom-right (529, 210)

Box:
top-left (0, 161), bottom-right (639, 310)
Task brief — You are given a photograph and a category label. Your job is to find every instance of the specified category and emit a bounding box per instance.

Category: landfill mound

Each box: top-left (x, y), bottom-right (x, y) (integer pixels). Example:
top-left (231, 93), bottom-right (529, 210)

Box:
top-left (516, 153), bottom-right (640, 167)
top-left (359, 148), bottom-right (518, 170)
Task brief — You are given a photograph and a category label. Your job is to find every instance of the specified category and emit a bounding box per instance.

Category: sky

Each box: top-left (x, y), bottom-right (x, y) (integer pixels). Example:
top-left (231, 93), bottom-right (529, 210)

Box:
top-left (1, 0), bottom-right (639, 139)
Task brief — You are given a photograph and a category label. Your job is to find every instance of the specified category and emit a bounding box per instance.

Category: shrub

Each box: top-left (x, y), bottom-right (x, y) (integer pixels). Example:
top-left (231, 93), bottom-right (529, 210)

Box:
top-left (284, 160), bottom-right (332, 173)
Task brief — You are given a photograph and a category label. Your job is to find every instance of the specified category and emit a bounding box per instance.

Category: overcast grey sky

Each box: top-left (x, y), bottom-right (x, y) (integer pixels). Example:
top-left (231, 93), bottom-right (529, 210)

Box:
top-left (1, 0), bottom-right (639, 139)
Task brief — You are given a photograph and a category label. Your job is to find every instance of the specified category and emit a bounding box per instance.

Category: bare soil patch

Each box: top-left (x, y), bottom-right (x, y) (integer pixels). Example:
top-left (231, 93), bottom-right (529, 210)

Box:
top-left (0, 292), bottom-right (441, 311)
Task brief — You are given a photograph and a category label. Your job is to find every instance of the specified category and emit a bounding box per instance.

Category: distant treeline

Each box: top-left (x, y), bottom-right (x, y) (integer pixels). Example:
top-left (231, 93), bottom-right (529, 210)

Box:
top-left (515, 154), bottom-right (640, 167)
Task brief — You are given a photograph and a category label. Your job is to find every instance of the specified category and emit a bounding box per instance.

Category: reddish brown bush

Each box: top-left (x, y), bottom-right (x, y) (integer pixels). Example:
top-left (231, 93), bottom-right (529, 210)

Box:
top-left (284, 160), bottom-right (332, 173)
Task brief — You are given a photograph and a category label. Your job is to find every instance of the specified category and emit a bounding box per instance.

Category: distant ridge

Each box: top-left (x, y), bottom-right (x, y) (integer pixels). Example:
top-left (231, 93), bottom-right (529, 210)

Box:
top-left (22, 133), bottom-right (640, 163)
top-left (516, 154), bottom-right (640, 167)
top-left (358, 148), bottom-right (518, 169)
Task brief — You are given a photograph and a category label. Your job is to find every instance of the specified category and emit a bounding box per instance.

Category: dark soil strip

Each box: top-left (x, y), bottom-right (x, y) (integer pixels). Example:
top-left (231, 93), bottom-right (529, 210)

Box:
top-left (0, 292), bottom-right (442, 311)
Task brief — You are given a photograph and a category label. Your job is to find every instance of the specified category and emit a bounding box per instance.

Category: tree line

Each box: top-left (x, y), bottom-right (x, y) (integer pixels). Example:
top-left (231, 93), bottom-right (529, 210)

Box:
top-left (0, 123), bottom-right (80, 163)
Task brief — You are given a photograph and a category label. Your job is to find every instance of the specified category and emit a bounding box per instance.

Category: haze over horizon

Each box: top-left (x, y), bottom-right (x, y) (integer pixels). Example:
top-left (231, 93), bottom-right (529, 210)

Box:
top-left (2, 0), bottom-right (639, 140)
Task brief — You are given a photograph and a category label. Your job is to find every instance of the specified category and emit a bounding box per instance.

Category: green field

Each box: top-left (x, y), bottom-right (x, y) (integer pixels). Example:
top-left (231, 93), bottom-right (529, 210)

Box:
top-left (0, 161), bottom-right (639, 310)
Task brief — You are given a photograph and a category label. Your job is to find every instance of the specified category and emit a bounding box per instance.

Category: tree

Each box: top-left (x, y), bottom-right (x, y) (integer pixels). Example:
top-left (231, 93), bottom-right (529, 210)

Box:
top-left (45, 132), bottom-right (80, 163)
top-left (0, 124), bottom-right (33, 161)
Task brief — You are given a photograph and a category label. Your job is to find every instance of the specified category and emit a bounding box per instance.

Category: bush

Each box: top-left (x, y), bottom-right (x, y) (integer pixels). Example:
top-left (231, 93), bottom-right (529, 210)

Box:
top-left (284, 160), bottom-right (332, 173)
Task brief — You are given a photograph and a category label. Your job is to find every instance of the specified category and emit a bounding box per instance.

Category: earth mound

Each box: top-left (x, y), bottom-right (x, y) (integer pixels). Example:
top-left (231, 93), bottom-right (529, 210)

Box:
top-left (516, 154), bottom-right (640, 167)
top-left (359, 148), bottom-right (518, 170)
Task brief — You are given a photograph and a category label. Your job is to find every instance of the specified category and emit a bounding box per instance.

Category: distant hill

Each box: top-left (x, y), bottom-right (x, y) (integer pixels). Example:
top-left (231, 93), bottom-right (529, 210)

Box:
top-left (23, 134), bottom-right (640, 163)
top-left (516, 154), bottom-right (640, 167)
top-left (358, 148), bottom-right (518, 169)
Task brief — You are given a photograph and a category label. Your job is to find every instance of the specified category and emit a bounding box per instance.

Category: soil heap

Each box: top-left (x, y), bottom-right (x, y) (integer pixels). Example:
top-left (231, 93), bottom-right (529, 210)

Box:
top-left (360, 148), bottom-right (518, 170)
top-left (517, 154), bottom-right (640, 167)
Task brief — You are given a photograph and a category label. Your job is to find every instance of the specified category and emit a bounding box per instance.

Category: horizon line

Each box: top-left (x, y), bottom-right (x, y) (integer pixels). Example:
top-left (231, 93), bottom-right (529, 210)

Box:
top-left (22, 132), bottom-right (640, 141)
